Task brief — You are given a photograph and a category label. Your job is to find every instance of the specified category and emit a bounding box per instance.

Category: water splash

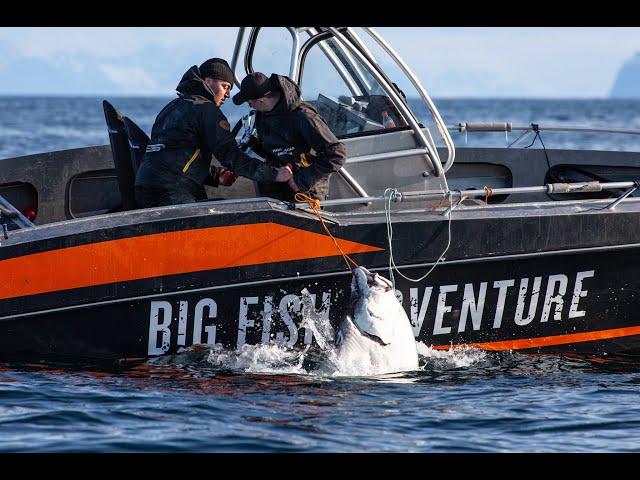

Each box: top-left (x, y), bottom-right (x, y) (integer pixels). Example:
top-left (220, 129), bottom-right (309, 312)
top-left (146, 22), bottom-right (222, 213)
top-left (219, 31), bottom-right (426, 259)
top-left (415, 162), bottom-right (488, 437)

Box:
top-left (416, 342), bottom-right (488, 368)
top-left (299, 288), bottom-right (334, 350)
top-left (207, 344), bottom-right (309, 375)
top-left (149, 340), bottom-right (489, 380)
top-left (148, 288), bottom-right (488, 378)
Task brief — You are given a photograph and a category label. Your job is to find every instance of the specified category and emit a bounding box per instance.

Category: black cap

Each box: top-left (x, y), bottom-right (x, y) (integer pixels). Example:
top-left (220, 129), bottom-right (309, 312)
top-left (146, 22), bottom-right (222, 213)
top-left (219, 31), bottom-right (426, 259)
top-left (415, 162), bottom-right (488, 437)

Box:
top-left (199, 58), bottom-right (234, 85)
top-left (232, 72), bottom-right (274, 105)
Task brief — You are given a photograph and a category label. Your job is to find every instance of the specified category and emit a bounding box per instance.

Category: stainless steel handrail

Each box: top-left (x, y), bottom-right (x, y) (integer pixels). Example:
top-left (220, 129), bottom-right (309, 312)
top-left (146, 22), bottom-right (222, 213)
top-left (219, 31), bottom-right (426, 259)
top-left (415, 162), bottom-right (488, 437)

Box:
top-left (239, 27), bottom-right (301, 80)
top-left (327, 28), bottom-right (445, 183)
top-left (362, 28), bottom-right (456, 173)
top-left (297, 28), bottom-right (362, 96)
top-left (232, 26), bottom-right (450, 183)
top-left (0, 195), bottom-right (35, 229)
top-left (347, 148), bottom-right (429, 164)
top-left (295, 181), bottom-right (639, 209)
top-left (338, 168), bottom-right (369, 198)
top-left (230, 27), bottom-right (247, 89)
top-left (286, 27), bottom-right (301, 80)
top-left (454, 122), bottom-right (640, 135)
top-left (230, 27), bottom-right (369, 200)
top-left (451, 122), bottom-right (640, 149)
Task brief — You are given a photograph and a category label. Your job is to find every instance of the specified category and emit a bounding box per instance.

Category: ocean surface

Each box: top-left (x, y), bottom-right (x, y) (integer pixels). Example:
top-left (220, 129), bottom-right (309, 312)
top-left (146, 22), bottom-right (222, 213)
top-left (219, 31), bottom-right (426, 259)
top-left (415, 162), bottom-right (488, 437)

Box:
top-left (1, 96), bottom-right (640, 453)
top-left (2, 97), bottom-right (640, 159)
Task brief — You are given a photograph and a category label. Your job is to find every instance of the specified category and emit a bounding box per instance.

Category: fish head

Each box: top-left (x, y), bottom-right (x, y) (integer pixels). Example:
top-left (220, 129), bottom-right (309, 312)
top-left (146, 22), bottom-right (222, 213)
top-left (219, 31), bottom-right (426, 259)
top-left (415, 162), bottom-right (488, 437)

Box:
top-left (351, 267), bottom-right (393, 303)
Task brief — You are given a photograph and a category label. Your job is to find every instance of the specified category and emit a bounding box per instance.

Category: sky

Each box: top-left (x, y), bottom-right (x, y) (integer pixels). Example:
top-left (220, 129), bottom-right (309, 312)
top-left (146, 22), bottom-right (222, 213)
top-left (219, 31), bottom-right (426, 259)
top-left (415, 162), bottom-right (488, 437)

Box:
top-left (0, 27), bottom-right (639, 98)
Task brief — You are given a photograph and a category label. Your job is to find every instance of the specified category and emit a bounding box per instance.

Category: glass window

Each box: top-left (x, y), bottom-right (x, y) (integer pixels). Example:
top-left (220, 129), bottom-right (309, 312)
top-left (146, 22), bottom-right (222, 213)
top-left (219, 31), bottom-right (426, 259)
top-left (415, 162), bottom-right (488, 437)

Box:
top-left (349, 27), bottom-right (447, 147)
top-left (299, 36), bottom-right (408, 137)
top-left (228, 28), bottom-right (297, 132)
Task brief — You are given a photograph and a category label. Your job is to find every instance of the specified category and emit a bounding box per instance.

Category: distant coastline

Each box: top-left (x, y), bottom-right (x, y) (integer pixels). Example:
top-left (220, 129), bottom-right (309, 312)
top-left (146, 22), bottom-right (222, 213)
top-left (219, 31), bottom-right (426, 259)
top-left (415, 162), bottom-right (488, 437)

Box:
top-left (610, 52), bottom-right (640, 99)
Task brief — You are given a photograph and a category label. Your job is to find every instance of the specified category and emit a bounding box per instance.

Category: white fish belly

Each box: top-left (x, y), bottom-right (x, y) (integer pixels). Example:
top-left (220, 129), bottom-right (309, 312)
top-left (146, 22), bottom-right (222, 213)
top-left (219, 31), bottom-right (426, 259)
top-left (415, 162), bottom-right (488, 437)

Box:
top-left (335, 318), bottom-right (418, 375)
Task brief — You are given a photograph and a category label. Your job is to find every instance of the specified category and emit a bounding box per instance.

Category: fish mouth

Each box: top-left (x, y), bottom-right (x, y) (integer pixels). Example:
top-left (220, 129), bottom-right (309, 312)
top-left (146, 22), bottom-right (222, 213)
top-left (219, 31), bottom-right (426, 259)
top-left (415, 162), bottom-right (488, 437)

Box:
top-left (362, 330), bottom-right (388, 346)
top-left (372, 273), bottom-right (394, 292)
top-left (345, 315), bottom-right (389, 347)
top-left (364, 267), bottom-right (394, 291)
top-left (353, 267), bottom-right (394, 295)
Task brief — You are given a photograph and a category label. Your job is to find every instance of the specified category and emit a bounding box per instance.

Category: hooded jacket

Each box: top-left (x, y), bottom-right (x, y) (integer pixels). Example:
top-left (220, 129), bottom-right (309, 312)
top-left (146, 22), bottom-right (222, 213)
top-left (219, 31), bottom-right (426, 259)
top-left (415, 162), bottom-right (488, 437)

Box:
top-left (135, 66), bottom-right (278, 193)
top-left (252, 74), bottom-right (347, 196)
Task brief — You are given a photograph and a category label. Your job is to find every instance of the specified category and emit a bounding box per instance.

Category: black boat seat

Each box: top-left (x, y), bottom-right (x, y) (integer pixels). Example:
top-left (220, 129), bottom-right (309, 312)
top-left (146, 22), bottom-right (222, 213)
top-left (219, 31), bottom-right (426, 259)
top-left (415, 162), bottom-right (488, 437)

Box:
top-left (102, 100), bottom-right (137, 211)
top-left (122, 116), bottom-right (150, 173)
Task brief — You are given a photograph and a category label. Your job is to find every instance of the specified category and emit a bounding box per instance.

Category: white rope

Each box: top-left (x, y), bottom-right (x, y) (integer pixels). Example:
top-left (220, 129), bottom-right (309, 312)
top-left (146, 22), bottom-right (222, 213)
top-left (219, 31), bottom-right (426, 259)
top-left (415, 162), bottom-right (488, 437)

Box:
top-left (384, 187), bottom-right (454, 288)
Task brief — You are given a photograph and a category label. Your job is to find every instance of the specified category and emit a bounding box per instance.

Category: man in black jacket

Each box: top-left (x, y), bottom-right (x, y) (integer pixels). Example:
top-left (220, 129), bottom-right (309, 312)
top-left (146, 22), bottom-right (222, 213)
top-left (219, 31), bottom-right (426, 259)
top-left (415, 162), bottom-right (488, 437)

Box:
top-left (135, 59), bottom-right (293, 208)
top-left (232, 71), bottom-right (347, 202)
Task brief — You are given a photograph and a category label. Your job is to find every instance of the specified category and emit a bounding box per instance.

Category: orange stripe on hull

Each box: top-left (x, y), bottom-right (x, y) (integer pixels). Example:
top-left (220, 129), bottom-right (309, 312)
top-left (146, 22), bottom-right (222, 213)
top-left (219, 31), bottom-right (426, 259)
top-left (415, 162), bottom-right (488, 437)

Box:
top-left (1, 222), bottom-right (382, 301)
top-left (432, 326), bottom-right (640, 351)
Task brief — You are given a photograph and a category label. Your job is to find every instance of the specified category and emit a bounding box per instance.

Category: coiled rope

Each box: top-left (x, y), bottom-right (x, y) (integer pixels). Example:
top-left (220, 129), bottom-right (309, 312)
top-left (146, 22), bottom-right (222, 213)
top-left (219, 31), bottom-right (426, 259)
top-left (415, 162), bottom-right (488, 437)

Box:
top-left (295, 185), bottom-right (456, 284)
top-left (294, 192), bottom-right (359, 272)
top-left (384, 188), bottom-right (454, 288)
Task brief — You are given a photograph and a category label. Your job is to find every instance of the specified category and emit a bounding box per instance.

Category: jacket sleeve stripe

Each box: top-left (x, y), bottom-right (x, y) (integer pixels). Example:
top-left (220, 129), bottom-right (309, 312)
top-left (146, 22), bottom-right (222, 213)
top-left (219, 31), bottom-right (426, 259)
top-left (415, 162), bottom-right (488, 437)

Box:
top-left (182, 148), bottom-right (201, 173)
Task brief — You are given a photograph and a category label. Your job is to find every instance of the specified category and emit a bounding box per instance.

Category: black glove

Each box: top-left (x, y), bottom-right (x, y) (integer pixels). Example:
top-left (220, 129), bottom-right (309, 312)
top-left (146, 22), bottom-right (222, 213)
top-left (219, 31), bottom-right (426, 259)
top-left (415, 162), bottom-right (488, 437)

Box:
top-left (240, 134), bottom-right (259, 153)
top-left (203, 165), bottom-right (220, 187)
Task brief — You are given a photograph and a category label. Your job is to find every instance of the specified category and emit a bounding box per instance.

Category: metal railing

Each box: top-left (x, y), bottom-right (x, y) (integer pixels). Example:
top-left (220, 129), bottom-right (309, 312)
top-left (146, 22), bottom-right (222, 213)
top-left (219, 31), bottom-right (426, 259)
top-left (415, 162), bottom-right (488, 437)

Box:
top-left (327, 28), bottom-right (445, 184)
top-left (0, 195), bottom-right (35, 229)
top-left (295, 180), bottom-right (640, 210)
top-left (452, 122), bottom-right (640, 148)
top-left (362, 28), bottom-right (456, 172)
top-left (230, 26), bottom-right (454, 182)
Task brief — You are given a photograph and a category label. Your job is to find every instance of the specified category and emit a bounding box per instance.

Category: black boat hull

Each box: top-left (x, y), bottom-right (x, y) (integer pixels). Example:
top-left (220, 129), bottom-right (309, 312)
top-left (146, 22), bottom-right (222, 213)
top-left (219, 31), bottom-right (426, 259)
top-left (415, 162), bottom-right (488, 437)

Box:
top-left (2, 199), bottom-right (640, 360)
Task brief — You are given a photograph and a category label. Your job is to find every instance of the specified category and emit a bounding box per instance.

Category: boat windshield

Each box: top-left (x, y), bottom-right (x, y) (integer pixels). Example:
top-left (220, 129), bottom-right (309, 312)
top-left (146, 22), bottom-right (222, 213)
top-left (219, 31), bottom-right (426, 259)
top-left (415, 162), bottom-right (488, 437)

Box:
top-left (233, 27), bottom-right (451, 175)
top-left (299, 35), bottom-right (409, 138)
top-left (348, 28), bottom-right (449, 149)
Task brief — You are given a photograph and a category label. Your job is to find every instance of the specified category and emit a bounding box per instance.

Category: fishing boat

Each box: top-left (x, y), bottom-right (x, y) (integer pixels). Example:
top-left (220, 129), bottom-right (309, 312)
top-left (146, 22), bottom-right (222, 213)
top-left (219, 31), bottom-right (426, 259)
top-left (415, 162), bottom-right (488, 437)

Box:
top-left (1, 27), bottom-right (640, 361)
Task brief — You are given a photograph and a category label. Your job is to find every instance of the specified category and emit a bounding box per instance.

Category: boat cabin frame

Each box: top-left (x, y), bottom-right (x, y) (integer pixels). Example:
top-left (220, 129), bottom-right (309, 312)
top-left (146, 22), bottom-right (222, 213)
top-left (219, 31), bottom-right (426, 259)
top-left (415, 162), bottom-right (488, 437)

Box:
top-left (231, 27), bottom-right (455, 182)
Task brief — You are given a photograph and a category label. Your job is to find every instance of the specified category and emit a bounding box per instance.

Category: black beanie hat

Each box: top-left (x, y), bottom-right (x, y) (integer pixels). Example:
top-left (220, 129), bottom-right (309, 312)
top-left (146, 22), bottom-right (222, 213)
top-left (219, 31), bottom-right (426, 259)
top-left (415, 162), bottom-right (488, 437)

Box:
top-left (199, 58), bottom-right (234, 85)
